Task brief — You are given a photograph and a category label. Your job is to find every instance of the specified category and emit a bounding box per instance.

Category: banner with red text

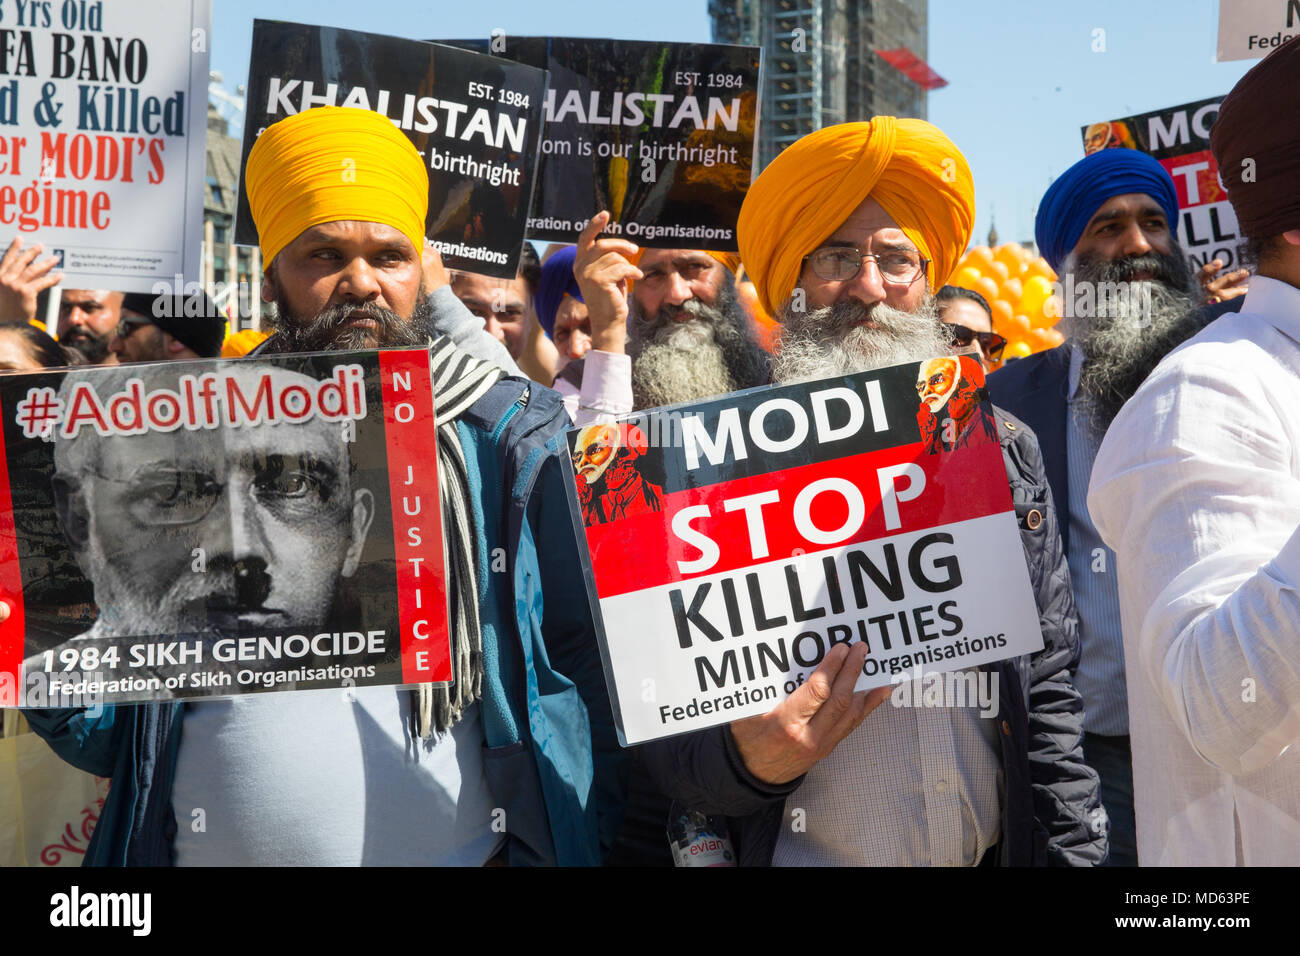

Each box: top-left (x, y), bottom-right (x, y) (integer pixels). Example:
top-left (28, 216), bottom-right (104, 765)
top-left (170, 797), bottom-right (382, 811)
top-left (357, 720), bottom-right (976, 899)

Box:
top-left (0, 0), bottom-right (210, 292)
top-left (1081, 97), bottom-right (1246, 271)
top-left (563, 356), bottom-right (1044, 745)
top-left (0, 347), bottom-right (450, 708)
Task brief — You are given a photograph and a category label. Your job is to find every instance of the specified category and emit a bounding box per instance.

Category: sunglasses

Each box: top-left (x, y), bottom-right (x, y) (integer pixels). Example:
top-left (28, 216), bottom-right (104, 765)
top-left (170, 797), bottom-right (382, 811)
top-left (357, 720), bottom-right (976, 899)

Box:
top-left (946, 323), bottom-right (1006, 362)
top-left (114, 317), bottom-right (153, 339)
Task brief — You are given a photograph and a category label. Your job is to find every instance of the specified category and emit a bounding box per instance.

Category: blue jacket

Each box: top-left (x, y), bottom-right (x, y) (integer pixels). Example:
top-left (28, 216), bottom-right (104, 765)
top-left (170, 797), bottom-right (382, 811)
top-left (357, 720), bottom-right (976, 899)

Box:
top-left (24, 377), bottom-right (625, 866)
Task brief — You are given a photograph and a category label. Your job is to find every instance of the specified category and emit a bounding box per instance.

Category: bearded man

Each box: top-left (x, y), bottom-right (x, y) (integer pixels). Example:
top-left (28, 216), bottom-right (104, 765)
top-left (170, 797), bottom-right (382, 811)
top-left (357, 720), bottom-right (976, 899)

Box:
top-left (638, 117), bottom-right (1104, 867)
top-left (563, 211), bottom-right (771, 425)
top-left (986, 147), bottom-right (1240, 866)
top-left (565, 212), bottom-right (774, 866)
top-left (23, 106), bottom-right (622, 867)
top-left (1089, 38), bottom-right (1300, 865)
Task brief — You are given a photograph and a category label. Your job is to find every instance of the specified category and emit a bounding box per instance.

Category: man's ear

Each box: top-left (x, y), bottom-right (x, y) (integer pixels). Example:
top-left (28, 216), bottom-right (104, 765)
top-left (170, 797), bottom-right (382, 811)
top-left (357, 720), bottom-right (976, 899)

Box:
top-left (164, 334), bottom-right (189, 357)
top-left (341, 487), bottom-right (375, 577)
top-left (261, 262), bottom-right (278, 304)
top-left (51, 476), bottom-right (93, 572)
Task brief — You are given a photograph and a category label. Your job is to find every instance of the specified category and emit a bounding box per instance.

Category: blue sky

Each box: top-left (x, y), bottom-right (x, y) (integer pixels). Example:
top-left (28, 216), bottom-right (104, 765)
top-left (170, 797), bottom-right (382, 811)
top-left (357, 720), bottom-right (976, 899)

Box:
top-left (209, 0), bottom-right (1256, 249)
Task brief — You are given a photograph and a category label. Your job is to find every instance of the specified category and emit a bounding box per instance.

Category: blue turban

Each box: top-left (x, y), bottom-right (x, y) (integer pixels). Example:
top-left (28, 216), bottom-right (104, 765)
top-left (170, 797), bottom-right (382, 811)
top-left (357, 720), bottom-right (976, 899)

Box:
top-left (534, 245), bottom-right (583, 337)
top-left (1034, 148), bottom-right (1180, 272)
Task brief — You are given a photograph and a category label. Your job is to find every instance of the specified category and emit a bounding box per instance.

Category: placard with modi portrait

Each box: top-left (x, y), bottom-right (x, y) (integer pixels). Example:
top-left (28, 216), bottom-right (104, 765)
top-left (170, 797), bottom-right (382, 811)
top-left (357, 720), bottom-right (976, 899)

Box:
top-left (563, 357), bottom-right (1045, 746)
top-left (0, 348), bottom-right (451, 708)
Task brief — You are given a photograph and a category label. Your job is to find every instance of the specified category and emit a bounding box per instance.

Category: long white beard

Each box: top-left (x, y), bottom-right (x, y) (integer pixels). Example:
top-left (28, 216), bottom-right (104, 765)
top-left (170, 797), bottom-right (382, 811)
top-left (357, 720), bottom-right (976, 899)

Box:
top-left (772, 295), bottom-right (952, 384)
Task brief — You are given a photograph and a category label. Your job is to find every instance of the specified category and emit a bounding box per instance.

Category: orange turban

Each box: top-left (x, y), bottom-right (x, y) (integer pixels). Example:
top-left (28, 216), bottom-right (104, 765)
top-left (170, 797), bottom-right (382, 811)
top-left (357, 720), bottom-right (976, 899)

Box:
top-left (737, 117), bottom-right (975, 317)
top-left (624, 249), bottom-right (740, 272)
top-left (245, 106), bottom-right (429, 266)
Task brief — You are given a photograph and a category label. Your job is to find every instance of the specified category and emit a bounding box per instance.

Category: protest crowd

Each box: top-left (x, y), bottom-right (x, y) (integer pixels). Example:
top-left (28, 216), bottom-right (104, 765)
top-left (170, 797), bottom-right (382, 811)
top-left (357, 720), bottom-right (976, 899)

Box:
top-left (0, 5), bottom-right (1298, 877)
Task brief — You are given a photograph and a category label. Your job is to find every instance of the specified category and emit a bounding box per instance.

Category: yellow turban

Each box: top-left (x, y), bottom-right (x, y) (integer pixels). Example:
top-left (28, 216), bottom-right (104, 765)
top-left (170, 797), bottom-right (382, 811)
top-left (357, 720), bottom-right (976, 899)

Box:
top-left (737, 117), bottom-right (975, 317)
top-left (245, 106), bottom-right (429, 266)
top-left (221, 328), bottom-right (270, 358)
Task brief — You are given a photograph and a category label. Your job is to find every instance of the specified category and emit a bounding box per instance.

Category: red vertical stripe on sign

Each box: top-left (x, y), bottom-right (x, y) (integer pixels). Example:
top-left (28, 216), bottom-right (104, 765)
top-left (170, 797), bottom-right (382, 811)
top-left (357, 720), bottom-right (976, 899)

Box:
top-left (0, 421), bottom-right (24, 706)
top-left (379, 350), bottom-right (452, 685)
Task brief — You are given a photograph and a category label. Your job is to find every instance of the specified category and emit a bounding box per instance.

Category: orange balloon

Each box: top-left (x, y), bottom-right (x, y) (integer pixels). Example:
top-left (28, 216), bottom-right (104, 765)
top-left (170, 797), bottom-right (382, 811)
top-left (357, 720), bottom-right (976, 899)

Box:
top-left (1045, 327), bottom-right (1065, 347)
top-left (1009, 314), bottom-right (1031, 337)
top-left (991, 299), bottom-right (1014, 326)
top-left (1026, 257), bottom-right (1056, 281)
top-left (989, 260), bottom-right (1010, 282)
top-left (1005, 339), bottom-right (1032, 360)
top-left (1019, 274), bottom-right (1055, 316)
top-left (994, 244), bottom-right (1021, 272)
top-left (951, 266), bottom-right (983, 290)
top-left (1000, 277), bottom-right (1023, 304)
top-left (974, 276), bottom-right (1000, 303)
top-left (1028, 303), bottom-right (1057, 330)
top-left (966, 245), bottom-right (996, 272)
top-left (1028, 327), bottom-right (1055, 351)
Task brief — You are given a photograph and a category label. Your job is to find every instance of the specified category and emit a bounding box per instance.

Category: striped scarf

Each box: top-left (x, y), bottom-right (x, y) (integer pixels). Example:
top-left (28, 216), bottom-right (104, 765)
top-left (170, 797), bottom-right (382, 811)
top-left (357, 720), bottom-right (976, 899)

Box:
top-left (250, 333), bottom-right (503, 736)
top-left (418, 336), bottom-right (504, 737)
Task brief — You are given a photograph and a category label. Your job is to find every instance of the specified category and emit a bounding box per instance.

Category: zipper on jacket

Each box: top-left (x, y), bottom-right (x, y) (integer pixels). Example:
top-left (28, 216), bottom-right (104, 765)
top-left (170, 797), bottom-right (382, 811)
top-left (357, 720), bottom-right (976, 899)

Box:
top-left (490, 387), bottom-right (529, 444)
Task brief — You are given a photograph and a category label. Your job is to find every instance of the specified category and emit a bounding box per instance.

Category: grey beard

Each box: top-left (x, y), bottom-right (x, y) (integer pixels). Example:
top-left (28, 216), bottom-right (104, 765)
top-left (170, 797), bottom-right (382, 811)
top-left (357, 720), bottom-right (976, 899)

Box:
top-left (627, 279), bottom-right (770, 409)
top-left (772, 294), bottom-right (952, 384)
top-left (1062, 249), bottom-right (1203, 425)
top-left (264, 290), bottom-right (431, 353)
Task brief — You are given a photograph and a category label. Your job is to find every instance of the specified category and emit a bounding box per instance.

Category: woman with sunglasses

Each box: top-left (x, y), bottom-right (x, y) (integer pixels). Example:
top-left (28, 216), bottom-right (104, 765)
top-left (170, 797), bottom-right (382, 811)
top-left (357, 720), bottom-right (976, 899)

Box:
top-left (935, 284), bottom-right (1007, 372)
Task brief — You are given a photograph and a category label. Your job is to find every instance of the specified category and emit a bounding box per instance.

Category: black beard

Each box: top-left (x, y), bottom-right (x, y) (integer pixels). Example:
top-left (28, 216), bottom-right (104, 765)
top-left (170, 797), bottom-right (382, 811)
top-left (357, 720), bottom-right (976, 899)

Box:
top-left (1068, 250), bottom-right (1203, 425)
top-left (626, 276), bottom-right (771, 409)
top-left (60, 327), bottom-right (112, 364)
top-left (263, 289), bottom-right (431, 354)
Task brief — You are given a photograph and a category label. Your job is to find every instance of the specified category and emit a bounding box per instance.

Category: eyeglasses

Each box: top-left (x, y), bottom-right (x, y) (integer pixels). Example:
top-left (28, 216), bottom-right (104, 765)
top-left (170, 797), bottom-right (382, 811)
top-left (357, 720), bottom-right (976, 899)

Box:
top-left (89, 458), bottom-right (342, 527)
top-left (114, 317), bottom-right (152, 339)
top-left (802, 246), bottom-right (929, 285)
top-left (946, 323), bottom-right (1007, 362)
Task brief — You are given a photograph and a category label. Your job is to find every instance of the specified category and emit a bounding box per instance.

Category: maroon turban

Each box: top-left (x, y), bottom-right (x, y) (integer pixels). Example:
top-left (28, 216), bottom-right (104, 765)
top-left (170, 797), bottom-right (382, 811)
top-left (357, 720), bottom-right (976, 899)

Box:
top-left (1210, 38), bottom-right (1300, 238)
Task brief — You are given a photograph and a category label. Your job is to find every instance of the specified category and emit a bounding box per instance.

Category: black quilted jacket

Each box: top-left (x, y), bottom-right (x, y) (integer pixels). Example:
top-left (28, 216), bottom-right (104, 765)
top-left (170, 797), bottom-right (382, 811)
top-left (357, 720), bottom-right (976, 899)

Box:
top-left (640, 406), bottom-right (1107, 866)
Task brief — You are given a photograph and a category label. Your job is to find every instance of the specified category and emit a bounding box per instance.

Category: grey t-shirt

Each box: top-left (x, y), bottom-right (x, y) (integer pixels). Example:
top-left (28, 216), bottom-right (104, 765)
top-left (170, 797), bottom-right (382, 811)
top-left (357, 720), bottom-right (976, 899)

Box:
top-left (171, 686), bottom-right (503, 865)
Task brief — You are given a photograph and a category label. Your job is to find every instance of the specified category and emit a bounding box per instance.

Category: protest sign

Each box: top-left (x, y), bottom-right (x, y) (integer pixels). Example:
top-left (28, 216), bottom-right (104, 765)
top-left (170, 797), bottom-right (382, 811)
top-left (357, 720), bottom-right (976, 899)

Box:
top-left (1080, 97), bottom-right (1246, 270)
top-left (564, 356), bottom-right (1043, 745)
top-left (0, 0), bottom-right (209, 292)
top-left (0, 347), bottom-right (451, 708)
top-left (237, 21), bottom-right (547, 278)
top-left (1216, 0), bottom-right (1299, 61)
top-left (447, 37), bottom-right (760, 251)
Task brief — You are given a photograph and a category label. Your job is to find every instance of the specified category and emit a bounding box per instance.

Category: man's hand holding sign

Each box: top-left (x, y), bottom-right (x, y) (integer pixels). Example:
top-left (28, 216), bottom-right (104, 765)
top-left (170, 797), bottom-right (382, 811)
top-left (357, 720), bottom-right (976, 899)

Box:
top-left (574, 211), bottom-right (642, 356)
top-left (730, 642), bottom-right (891, 784)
